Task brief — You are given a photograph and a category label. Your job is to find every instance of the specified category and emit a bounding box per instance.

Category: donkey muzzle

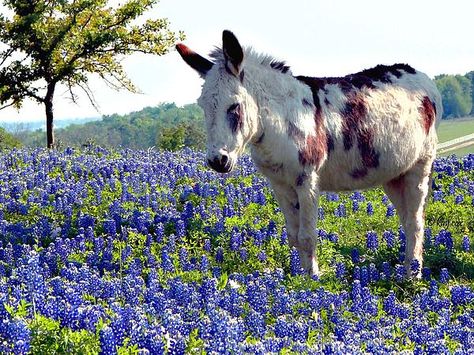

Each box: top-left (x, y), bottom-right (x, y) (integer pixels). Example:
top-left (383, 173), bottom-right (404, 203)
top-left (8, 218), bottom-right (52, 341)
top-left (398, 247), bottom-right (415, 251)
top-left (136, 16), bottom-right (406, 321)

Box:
top-left (207, 154), bottom-right (232, 173)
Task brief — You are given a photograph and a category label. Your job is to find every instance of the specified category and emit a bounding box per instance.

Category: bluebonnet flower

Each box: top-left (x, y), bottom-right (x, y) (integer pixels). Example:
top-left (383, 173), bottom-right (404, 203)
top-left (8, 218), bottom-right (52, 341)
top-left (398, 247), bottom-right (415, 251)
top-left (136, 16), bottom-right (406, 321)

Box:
top-left (366, 231), bottom-right (378, 251)
top-left (200, 255), bottom-right (210, 272)
top-left (383, 291), bottom-right (396, 315)
top-left (175, 219), bottom-right (186, 238)
top-left (239, 247), bottom-right (249, 261)
top-left (366, 202), bottom-right (374, 216)
top-left (328, 232), bottom-right (338, 243)
top-left (455, 194), bottom-right (464, 204)
top-left (161, 247), bottom-right (174, 272)
top-left (435, 229), bottom-right (454, 251)
top-left (77, 213), bottom-right (95, 230)
top-left (360, 266), bottom-right (369, 286)
top-left (334, 203), bottom-right (346, 218)
top-left (353, 266), bottom-right (361, 281)
top-left (433, 190), bottom-right (444, 202)
top-left (257, 250), bottom-right (267, 262)
top-left (178, 247), bottom-right (190, 271)
top-left (450, 285), bottom-right (474, 307)
top-left (335, 262), bottom-right (346, 279)
top-left (395, 264), bottom-right (406, 282)
top-left (274, 318), bottom-right (292, 338)
top-left (351, 280), bottom-right (362, 300)
top-left (290, 248), bottom-right (304, 276)
top-left (383, 230), bottom-right (395, 248)
top-left (381, 262), bottom-right (391, 280)
top-left (352, 200), bottom-right (359, 212)
top-left (386, 204), bottom-right (395, 217)
top-left (440, 268), bottom-right (449, 283)
top-left (245, 310), bottom-right (266, 338)
top-left (318, 207), bottom-right (325, 220)
top-left (422, 267), bottom-right (431, 281)
top-left (326, 192), bottom-right (340, 202)
top-left (318, 228), bottom-right (328, 240)
top-left (369, 263), bottom-right (379, 282)
top-left (448, 183), bottom-right (455, 195)
top-left (7, 319), bottom-right (31, 355)
top-left (215, 247), bottom-right (224, 263)
top-left (351, 248), bottom-right (360, 264)
top-left (252, 230), bottom-right (265, 246)
top-left (203, 239), bottom-right (211, 252)
top-left (103, 219), bottom-right (116, 236)
top-left (230, 228), bottom-right (243, 251)
top-left (410, 259), bottom-right (420, 275)
top-left (280, 229), bottom-right (288, 245)
top-left (462, 235), bottom-right (470, 251)
top-left (246, 282), bottom-right (268, 314)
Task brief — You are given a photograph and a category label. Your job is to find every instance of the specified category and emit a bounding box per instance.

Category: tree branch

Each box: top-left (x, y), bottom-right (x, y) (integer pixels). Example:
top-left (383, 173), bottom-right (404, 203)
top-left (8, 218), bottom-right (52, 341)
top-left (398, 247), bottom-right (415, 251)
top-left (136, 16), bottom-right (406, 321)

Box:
top-left (0, 101), bottom-right (18, 111)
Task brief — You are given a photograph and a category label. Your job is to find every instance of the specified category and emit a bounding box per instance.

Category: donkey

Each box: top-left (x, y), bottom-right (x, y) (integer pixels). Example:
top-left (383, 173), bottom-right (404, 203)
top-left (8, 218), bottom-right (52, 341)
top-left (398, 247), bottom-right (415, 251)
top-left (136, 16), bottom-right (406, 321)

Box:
top-left (176, 30), bottom-right (442, 276)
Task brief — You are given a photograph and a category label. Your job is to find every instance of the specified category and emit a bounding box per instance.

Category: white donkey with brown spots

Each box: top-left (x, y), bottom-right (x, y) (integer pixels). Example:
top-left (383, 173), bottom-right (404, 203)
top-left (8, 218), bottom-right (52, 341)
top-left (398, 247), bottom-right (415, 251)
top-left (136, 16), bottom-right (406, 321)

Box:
top-left (177, 30), bottom-right (442, 277)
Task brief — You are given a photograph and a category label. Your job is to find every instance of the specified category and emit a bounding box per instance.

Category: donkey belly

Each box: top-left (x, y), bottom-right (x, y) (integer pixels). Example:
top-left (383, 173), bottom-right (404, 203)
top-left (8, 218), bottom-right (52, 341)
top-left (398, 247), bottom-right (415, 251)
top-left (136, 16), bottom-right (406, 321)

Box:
top-left (318, 116), bottom-right (435, 192)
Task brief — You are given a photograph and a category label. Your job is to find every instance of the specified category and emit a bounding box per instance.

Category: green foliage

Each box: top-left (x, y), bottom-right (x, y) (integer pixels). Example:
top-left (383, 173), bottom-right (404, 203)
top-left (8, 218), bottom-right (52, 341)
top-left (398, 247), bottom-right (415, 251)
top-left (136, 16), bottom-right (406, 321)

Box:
top-left (435, 74), bottom-right (473, 118)
top-left (0, 0), bottom-right (183, 147)
top-left (157, 123), bottom-right (186, 151)
top-left (466, 71), bottom-right (474, 115)
top-left (29, 315), bottom-right (100, 355)
top-left (0, 126), bottom-right (22, 149)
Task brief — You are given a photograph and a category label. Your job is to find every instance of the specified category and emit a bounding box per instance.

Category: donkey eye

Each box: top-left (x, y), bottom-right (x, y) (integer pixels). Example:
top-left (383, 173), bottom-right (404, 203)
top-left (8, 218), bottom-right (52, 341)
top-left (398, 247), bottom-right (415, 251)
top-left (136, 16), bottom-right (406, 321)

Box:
top-left (227, 103), bottom-right (243, 132)
top-left (227, 103), bottom-right (240, 114)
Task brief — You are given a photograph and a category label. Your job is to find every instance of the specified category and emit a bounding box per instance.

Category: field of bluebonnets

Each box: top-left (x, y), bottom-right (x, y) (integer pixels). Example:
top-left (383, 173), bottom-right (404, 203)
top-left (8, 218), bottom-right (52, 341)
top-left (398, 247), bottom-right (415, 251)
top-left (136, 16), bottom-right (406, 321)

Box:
top-left (0, 147), bottom-right (473, 354)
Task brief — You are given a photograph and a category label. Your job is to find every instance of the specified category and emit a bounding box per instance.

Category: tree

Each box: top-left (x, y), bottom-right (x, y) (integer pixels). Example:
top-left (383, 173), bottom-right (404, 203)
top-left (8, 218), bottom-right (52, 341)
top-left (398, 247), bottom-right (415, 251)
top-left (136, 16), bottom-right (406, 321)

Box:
top-left (157, 124), bottom-right (186, 151)
top-left (0, 0), bottom-right (183, 148)
top-left (183, 120), bottom-right (206, 151)
top-left (465, 71), bottom-right (474, 115)
top-left (435, 75), bottom-right (472, 118)
top-left (0, 126), bottom-right (21, 149)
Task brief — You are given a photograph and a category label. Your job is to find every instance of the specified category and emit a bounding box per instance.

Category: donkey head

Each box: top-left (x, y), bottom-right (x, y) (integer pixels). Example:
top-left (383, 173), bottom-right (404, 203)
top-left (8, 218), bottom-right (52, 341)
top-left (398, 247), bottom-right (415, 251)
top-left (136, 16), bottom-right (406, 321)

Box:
top-left (176, 30), bottom-right (259, 173)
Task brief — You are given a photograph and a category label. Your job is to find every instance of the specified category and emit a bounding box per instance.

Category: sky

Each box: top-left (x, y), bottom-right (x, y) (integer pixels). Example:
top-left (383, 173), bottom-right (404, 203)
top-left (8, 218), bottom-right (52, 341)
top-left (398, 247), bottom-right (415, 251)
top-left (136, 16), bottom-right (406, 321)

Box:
top-left (0, 0), bottom-right (473, 122)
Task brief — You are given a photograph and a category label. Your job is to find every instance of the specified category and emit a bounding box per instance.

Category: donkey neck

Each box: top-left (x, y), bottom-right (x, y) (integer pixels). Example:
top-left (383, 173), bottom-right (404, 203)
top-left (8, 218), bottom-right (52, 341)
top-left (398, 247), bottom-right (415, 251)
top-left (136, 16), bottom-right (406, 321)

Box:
top-left (246, 65), bottom-right (315, 169)
top-left (248, 65), bottom-right (313, 139)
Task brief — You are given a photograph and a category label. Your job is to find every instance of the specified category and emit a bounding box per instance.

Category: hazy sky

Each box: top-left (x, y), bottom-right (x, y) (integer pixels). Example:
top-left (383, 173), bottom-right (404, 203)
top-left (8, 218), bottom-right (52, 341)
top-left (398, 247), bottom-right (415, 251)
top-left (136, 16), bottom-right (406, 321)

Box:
top-left (1, 0), bottom-right (473, 122)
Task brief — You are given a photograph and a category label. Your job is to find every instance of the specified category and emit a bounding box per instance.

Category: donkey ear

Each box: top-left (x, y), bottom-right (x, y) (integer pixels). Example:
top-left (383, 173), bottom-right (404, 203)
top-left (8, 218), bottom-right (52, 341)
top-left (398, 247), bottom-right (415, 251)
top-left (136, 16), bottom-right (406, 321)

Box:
top-left (222, 30), bottom-right (244, 77)
top-left (176, 43), bottom-right (214, 78)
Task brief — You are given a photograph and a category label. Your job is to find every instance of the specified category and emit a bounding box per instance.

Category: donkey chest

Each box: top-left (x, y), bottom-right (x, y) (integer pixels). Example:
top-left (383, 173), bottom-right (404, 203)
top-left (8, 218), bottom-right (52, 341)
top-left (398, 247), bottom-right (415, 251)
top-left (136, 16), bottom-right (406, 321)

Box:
top-left (251, 144), bottom-right (300, 184)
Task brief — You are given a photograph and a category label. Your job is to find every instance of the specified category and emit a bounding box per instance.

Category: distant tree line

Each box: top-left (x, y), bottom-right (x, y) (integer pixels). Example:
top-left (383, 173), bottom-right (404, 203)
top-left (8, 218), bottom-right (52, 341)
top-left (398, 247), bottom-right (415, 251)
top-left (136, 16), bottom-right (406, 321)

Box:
top-left (20, 103), bottom-right (206, 151)
top-left (434, 72), bottom-right (474, 118)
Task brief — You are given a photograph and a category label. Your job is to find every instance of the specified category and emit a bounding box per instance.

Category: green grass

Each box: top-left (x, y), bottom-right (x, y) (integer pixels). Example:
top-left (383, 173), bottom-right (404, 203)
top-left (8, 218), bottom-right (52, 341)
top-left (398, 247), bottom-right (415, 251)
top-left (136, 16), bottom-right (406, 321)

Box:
top-left (437, 118), bottom-right (474, 143)
top-left (439, 144), bottom-right (474, 157)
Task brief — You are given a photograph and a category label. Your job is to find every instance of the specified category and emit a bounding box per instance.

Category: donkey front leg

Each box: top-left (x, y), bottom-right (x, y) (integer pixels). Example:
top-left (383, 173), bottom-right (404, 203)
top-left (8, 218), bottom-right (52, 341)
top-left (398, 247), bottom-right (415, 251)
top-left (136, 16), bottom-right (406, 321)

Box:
top-left (268, 180), bottom-right (300, 248)
top-left (294, 172), bottom-right (320, 276)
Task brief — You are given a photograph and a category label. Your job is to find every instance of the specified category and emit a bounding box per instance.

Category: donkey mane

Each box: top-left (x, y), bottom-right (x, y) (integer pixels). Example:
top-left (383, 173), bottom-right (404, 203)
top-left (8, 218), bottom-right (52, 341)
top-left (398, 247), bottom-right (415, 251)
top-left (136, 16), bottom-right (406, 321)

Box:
top-left (209, 47), bottom-right (292, 75)
top-left (210, 46), bottom-right (418, 94)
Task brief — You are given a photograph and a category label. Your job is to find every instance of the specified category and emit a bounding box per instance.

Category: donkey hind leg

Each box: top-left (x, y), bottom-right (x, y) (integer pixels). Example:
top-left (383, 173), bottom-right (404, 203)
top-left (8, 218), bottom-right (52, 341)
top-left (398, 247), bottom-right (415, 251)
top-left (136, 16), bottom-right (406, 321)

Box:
top-left (269, 181), bottom-right (300, 249)
top-left (383, 158), bottom-right (434, 277)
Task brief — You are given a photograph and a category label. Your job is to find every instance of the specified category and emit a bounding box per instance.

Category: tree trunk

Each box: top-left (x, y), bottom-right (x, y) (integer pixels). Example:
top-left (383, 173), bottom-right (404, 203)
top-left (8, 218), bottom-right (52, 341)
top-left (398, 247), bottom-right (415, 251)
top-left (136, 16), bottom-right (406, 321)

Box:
top-left (45, 83), bottom-right (55, 149)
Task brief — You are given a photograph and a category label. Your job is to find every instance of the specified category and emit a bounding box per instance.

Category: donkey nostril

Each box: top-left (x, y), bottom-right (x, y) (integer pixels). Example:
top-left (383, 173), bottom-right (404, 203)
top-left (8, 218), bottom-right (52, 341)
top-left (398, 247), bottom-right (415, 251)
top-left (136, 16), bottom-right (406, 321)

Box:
top-left (220, 154), bottom-right (229, 166)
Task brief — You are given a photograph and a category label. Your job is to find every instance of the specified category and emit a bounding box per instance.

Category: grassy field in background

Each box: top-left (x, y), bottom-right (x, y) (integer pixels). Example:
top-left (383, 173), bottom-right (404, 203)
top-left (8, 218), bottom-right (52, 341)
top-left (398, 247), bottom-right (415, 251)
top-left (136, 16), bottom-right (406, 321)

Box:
top-left (437, 117), bottom-right (474, 143)
top-left (437, 117), bottom-right (474, 156)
